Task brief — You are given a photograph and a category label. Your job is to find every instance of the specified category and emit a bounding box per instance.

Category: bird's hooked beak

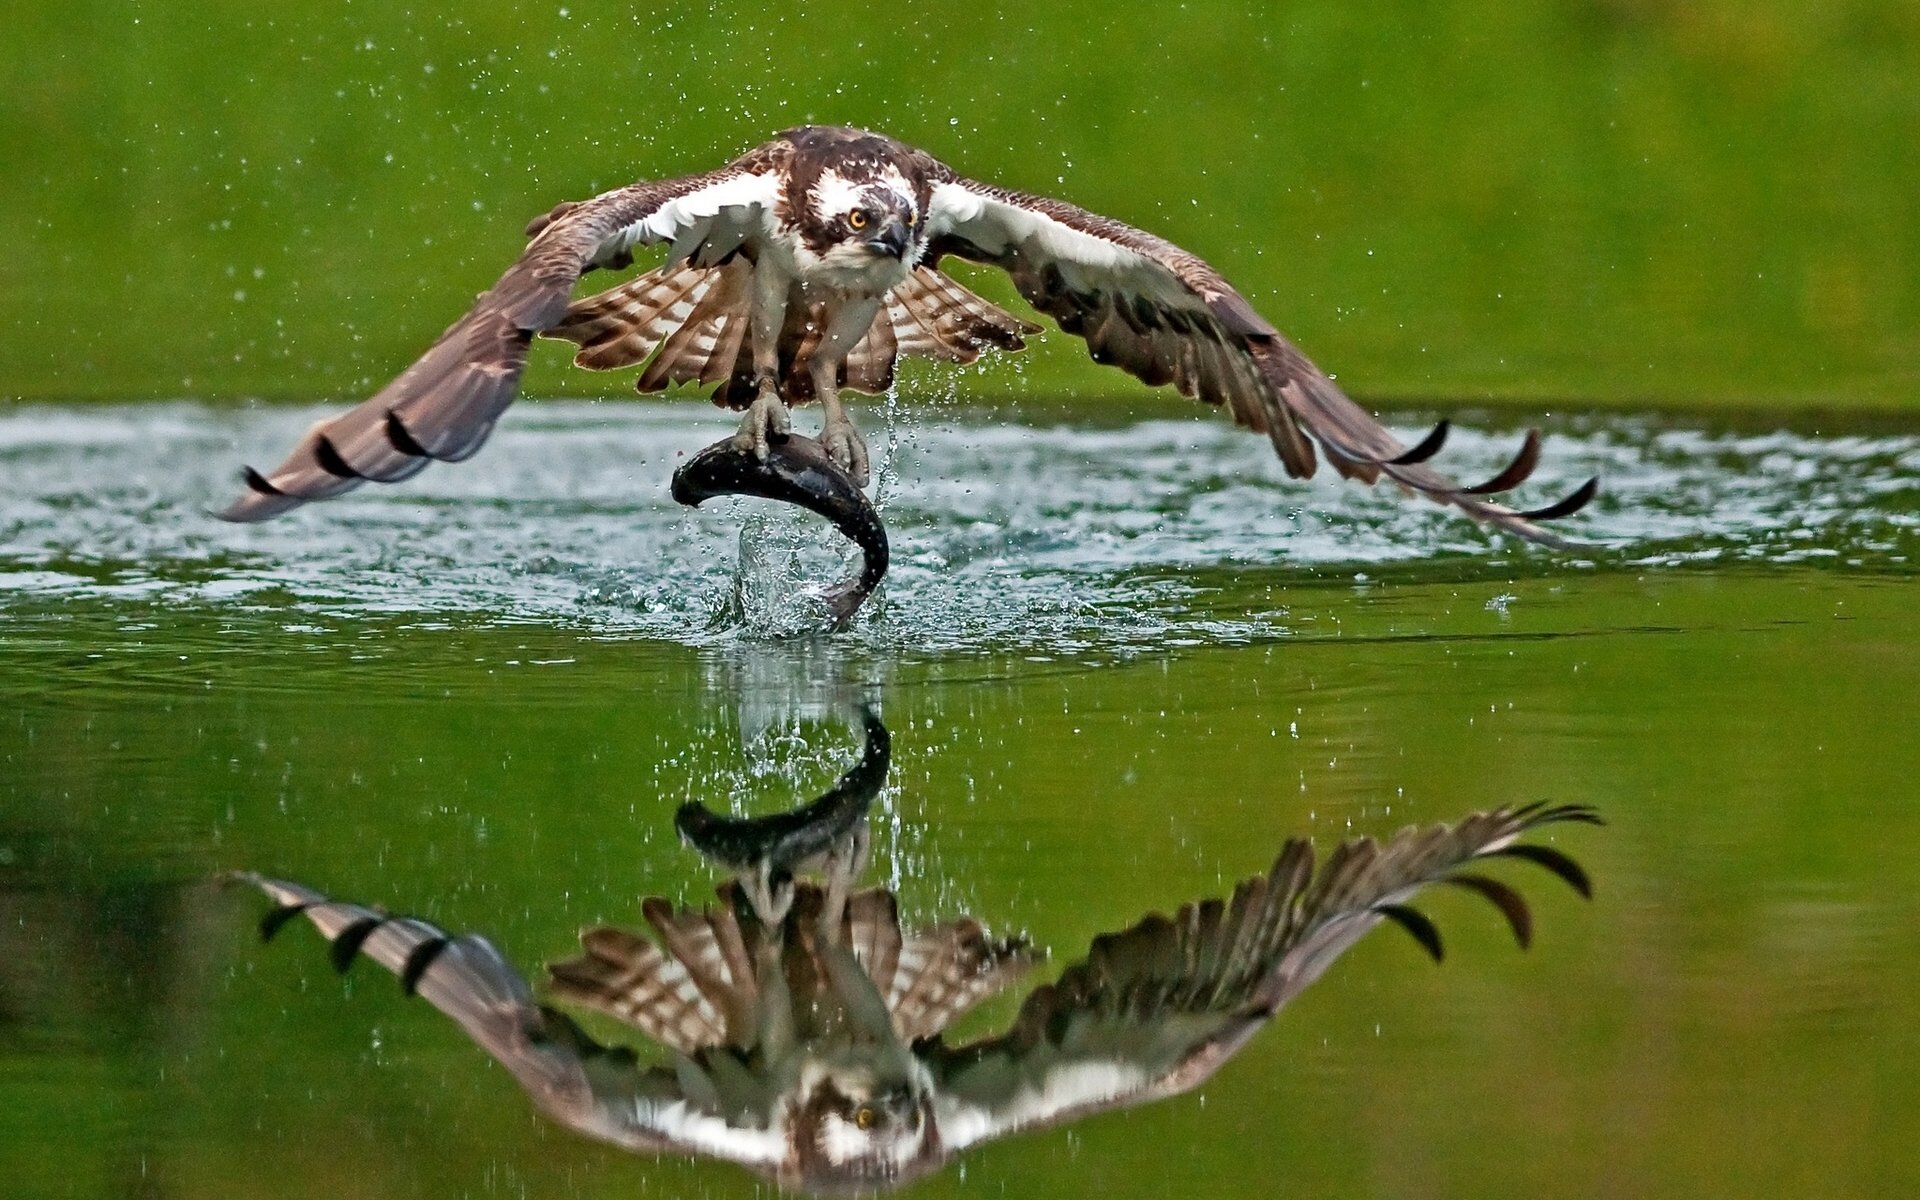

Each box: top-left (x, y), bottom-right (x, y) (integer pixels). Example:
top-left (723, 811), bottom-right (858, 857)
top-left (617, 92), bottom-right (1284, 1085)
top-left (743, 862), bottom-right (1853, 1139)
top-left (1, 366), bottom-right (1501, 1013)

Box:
top-left (865, 216), bottom-right (910, 260)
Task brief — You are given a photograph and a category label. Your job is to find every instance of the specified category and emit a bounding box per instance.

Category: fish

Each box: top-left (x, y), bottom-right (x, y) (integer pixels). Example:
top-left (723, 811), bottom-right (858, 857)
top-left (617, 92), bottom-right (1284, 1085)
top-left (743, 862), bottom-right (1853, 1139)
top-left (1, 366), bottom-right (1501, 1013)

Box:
top-left (674, 706), bottom-right (888, 881)
top-left (671, 432), bottom-right (889, 626)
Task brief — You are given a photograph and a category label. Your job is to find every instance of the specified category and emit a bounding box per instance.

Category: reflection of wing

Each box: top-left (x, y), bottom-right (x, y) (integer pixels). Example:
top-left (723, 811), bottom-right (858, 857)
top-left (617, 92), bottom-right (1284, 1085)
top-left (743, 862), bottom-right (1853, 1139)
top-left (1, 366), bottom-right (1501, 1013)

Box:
top-left (844, 888), bottom-right (1039, 1043)
top-left (926, 804), bottom-right (1599, 1150)
top-left (218, 152), bottom-right (785, 522)
top-left (547, 894), bottom-right (766, 1055)
top-left (232, 874), bottom-right (788, 1169)
top-left (924, 180), bottom-right (1597, 545)
top-left (548, 881), bottom-right (1036, 1051)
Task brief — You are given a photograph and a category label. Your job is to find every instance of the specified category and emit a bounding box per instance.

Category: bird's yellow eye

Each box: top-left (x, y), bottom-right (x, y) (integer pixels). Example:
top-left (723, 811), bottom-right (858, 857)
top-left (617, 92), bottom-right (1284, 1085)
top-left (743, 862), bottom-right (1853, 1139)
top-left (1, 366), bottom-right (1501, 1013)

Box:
top-left (848, 210), bottom-right (868, 230)
top-left (854, 1106), bottom-right (876, 1130)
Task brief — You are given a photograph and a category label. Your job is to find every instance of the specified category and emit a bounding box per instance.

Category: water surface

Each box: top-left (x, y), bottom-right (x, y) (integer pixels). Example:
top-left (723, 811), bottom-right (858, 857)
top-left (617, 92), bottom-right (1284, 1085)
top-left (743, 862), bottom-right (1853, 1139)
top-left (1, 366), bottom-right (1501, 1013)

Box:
top-left (2, 401), bottom-right (1917, 1198)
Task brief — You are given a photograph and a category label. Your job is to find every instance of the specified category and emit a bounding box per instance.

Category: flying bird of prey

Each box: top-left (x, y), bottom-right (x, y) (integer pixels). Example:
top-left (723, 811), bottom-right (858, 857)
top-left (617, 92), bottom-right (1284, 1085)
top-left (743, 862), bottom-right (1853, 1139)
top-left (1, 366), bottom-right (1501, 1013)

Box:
top-left (219, 125), bottom-right (1596, 542)
top-left (232, 803), bottom-right (1598, 1193)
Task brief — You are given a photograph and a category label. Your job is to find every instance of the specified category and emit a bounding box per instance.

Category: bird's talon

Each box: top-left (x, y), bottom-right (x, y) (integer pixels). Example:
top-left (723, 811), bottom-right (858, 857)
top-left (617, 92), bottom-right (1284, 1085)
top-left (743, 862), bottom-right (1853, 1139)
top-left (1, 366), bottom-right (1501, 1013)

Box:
top-left (735, 392), bottom-right (791, 464)
top-left (820, 420), bottom-right (871, 489)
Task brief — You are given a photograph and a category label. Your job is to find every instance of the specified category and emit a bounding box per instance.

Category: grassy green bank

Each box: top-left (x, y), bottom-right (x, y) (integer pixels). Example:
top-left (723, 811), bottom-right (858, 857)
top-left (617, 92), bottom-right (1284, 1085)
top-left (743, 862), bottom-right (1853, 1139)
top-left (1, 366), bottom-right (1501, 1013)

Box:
top-left (2, 1), bottom-right (1915, 411)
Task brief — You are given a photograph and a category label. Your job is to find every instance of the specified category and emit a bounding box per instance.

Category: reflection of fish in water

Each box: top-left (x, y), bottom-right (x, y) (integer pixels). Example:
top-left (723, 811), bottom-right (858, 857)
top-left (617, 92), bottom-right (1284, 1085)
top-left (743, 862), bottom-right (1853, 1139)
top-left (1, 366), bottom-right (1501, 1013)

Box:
top-left (673, 432), bottom-right (889, 626)
top-left (675, 706), bottom-right (887, 922)
top-left (229, 791), bottom-right (1600, 1195)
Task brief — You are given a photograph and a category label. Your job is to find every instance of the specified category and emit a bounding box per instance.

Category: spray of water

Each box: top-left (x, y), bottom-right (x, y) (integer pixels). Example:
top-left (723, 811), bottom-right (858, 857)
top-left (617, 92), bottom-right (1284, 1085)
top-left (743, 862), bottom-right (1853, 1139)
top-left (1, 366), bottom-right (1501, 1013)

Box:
top-left (0, 401), bottom-right (1912, 657)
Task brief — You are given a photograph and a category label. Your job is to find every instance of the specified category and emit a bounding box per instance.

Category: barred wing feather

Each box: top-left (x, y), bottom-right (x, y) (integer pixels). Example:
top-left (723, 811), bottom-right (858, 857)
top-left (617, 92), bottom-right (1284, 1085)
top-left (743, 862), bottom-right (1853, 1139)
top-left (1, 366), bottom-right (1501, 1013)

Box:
top-left (230, 873), bottom-right (788, 1167)
top-left (218, 163), bottom-right (782, 521)
top-left (926, 804), bottom-right (1600, 1150)
top-left (924, 179), bottom-right (1598, 546)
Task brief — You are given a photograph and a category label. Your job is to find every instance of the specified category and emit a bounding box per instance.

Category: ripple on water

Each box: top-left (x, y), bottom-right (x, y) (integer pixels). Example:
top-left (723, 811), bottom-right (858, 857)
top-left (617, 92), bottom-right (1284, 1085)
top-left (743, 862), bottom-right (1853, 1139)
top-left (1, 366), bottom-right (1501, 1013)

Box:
top-left (0, 401), bottom-right (1912, 655)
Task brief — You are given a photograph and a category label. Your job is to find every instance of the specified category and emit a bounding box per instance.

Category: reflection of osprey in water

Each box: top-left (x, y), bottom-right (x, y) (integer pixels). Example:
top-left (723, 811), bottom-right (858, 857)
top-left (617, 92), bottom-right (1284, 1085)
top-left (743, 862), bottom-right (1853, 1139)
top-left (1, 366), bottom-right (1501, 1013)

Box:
top-left (233, 720), bottom-right (1597, 1193)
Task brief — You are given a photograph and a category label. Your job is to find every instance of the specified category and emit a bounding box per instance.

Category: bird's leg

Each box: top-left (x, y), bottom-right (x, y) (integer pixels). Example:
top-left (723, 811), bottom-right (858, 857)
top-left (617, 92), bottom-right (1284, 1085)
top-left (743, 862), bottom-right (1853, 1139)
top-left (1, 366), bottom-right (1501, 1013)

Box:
top-left (750, 926), bottom-right (797, 1063)
top-left (807, 820), bottom-right (894, 1040)
top-left (733, 383), bottom-right (791, 463)
top-left (742, 858), bottom-right (795, 929)
top-left (814, 378), bottom-right (870, 489)
top-left (734, 274), bottom-right (791, 461)
top-left (809, 299), bottom-right (880, 487)
top-left (843, 819), bottom-right (872, 882)
top-left (814, 820), bottom-right (872, 945)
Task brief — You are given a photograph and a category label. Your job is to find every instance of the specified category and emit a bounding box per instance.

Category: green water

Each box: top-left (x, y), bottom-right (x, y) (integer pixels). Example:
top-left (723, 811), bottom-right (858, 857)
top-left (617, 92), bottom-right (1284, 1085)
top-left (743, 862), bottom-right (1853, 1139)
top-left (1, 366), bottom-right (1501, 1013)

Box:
top-left (4, 574), bottom-right (1918, 1197)
top-left (3, 399), bottom-right (1918, 1196)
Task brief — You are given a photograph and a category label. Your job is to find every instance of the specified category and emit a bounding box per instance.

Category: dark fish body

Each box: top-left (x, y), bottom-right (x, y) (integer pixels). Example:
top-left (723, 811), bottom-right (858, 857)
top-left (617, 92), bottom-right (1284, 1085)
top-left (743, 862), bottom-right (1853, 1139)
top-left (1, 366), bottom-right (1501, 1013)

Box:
top-left (674, 707), bottom-right (889, 875)
top-left (671, 432), bottom-right (889, 624)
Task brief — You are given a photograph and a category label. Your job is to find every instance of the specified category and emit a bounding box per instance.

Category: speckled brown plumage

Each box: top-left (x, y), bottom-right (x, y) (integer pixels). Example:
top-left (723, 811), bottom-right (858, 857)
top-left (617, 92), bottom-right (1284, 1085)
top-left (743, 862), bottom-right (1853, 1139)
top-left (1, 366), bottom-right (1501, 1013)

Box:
top-left (548, 881), bottom-right (1036, 1051)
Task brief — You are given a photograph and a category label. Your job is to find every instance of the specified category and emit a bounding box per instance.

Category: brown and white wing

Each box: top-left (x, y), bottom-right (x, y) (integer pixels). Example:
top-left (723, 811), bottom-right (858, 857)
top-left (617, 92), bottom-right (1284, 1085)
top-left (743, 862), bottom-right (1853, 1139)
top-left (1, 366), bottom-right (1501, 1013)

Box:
top-left (231, 874), bottom-right (789, 1170)
top-left (925, 804), bottom-right (1600, 1152)
top-left (840, 267), bottom-right (1042, 395)
top-left (546, 896), bottom-right (763, 1055)
top-left (548, 257), bottom-right (756, 393)
top-left (550, 261), bottom-right (1038, 401)
top-left (218, 158), bottom-right (783, 521)
top-left (923, 179), bottom-right (1598, 545)
top-left (841, 887), bottom-right (1039, 1042)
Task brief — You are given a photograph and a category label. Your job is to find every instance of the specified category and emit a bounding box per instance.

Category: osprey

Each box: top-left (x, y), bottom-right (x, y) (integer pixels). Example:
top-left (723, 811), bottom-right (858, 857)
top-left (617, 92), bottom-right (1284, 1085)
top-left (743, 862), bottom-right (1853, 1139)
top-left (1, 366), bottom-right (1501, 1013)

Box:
top-left (233, 803), bottom-right (1598, 1193)
top-left (220, 126), bottom-right (1596, 541)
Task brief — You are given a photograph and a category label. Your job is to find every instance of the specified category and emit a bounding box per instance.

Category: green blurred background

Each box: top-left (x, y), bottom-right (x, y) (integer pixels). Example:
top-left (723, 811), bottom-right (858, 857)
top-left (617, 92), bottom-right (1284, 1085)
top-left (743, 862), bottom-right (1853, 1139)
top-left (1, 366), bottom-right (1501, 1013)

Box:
top-left (3, 0), bottom-right (1915, 409)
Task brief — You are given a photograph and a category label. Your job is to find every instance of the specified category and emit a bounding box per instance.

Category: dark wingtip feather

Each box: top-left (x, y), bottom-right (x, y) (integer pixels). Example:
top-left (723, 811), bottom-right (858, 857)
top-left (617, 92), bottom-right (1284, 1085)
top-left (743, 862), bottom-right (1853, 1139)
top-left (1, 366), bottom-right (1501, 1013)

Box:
top-left (312, 434), bottom-right (366, 481)
top-left (1520, 476), bottom-right (1600, 522)
top-left (400, 936), bottom-right (452, 995)
top-left (1389, 419), bottom-right (1450, 465)
top-left (1446, 874), bottom-right (1535, 949)
top-left (1493, 844), bottom-right (1595, 900)
top-left (1460, 430), bottom-right (1542, 496)
top-left (328, 916), bottom-right (385, 974)
top-left (385, 410), bottom-right (432, 458)
top-left (241, 466), bottom-right (285, 496)
top-left (215, 467), bottom-right (302, 523)
top-left (258, 903), bottom-right (310, 944)
top-left (1377, 904), bottom-right (1445, 963)
top-left (1528, 802), bottom-right (1607, 828)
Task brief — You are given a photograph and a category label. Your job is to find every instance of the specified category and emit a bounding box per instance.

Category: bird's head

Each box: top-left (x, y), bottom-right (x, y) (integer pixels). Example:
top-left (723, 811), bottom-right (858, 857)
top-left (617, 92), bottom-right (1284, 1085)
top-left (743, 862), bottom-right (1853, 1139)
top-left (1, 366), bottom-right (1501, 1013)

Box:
top-left (779, 127), bottom-right (933, 274)
top-left (784, 1055), bottom-right (942, 1192)
top-left (793, 163), bottom-right (928, 270)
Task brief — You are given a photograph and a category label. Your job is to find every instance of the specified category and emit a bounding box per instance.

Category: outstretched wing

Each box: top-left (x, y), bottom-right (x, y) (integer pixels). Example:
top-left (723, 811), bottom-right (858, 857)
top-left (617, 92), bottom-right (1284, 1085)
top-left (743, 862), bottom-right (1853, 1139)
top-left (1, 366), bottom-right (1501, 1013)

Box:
top-left (229, 874), bottom-right (789, 1170)
top-left (924, 804), bottom-right (1600, 1151)
top-left (923, 180), bottom-right (1597, 545)
top-left (218, 149), bottom-right (786, 521)
top-left (548, 896), bottom-right (765, 1055)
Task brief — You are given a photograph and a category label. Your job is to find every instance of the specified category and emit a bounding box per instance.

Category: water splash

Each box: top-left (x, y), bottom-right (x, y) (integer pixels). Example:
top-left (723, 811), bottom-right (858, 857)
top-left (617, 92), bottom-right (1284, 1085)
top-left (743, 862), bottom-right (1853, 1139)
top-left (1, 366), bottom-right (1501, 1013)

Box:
top-left (0, 401), bottom-right (1912, 655)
